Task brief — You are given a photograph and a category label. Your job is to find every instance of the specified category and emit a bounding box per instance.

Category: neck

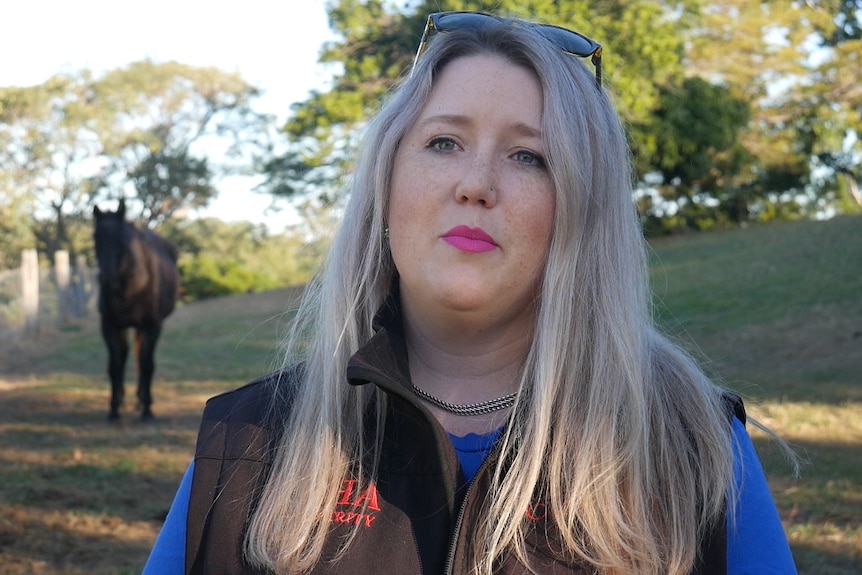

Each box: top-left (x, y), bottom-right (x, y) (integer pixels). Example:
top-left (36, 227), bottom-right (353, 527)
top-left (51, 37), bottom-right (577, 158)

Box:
top-left (402, 310), bottom-right (532, 435)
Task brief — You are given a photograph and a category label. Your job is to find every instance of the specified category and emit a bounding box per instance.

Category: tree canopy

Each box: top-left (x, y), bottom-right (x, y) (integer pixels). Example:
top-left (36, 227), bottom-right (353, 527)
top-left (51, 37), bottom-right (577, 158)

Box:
top-left (1, 0), bottom-right (860, 285)
top-left (258, 0), bottom-right (861, 232)
top-left (0, 60), bottom-right (268, 259)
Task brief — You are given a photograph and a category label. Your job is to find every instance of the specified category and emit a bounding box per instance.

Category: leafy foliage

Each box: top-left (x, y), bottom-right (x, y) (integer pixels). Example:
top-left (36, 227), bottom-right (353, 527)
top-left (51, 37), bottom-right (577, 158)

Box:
top-left (0, 60), bottom-right (268, 258)
top-left (261, 0), bottom-right (698, 202)
top-left (0, 74), bottom-right (105, 255)
top-left (0, 177), bottom-right (35, 268)
top-left (159, 218), bottom-right (328, 301)
top-left (685, 0), bottom-right (862, 218)
top-left (92, 60), bottom-right (269, 226)
top-left (637, 77), bottom-right (752, 233)
top-left (128, 148), bottom-right (215, 227)
top-left (260, 0), bottom-right (861, 231)
top-left (2, 0), bottom-right (860, 282)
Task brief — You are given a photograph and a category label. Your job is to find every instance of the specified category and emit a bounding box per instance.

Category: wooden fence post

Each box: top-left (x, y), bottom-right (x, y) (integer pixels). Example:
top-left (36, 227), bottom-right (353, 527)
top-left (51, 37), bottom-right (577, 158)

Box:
top-left (55, 250), bottom-right (71, 326)
top-left (21, 248), bottom-right (39, 336)
top-left (71, 254), bottom-right (94, 318)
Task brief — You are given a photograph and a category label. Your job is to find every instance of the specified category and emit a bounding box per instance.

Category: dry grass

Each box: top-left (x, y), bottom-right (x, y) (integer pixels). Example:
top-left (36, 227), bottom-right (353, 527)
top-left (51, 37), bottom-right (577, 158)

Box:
top-left (650, 216), bottom-right (862, 573)
top-left (1, 217), bottom-right (860, 573)
top-left (0, 287), bottom-right (303, 574)
top-left (0, 379), bottom-right (206, 574)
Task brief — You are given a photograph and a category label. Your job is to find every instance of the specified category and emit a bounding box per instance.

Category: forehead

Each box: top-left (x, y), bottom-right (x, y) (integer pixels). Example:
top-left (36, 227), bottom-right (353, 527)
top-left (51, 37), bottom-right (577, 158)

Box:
top-left (419, 54), bottom-right (543, 124)
top-left (432, 53), bottom-right (540, 95)
top-left (95, 213), bottom-right (123, 227)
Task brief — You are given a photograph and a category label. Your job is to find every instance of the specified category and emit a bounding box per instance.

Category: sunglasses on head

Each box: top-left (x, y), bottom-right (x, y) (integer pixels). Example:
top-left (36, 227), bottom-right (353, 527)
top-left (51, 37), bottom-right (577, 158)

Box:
top-left (412, 11), bottom-right (603, 88)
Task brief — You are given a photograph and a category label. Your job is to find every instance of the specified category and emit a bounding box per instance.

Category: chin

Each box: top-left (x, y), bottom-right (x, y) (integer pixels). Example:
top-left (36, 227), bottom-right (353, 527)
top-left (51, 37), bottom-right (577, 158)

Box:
top-left (432, 284), bottom-right (498, 312)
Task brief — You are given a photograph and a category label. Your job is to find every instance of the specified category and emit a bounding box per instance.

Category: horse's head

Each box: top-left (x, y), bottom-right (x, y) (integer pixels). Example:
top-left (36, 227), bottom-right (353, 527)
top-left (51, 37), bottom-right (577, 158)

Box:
top-left (93, 199), bottom-right (131, 291)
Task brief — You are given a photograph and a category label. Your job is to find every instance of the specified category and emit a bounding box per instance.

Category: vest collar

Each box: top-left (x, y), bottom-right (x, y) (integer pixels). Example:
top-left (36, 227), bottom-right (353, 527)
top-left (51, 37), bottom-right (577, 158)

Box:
top-left (345, 292), bottom-right (415, 403)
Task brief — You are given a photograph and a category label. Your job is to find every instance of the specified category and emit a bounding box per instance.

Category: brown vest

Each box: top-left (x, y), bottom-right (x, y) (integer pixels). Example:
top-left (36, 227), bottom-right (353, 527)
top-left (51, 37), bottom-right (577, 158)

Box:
top-left (186, 303), bottom-right (740, 573)
top-left (185, 377), bottom-right (738, 574)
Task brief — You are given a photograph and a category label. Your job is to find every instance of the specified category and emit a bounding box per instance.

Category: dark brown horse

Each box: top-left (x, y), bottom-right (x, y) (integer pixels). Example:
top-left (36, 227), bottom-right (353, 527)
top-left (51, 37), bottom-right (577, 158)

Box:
top-left (93, 199), bottom-right (179, 421)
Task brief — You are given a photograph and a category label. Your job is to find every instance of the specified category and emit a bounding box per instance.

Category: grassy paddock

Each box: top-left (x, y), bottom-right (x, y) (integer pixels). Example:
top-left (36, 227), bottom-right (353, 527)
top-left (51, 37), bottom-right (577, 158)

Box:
top-left (650, 215), bottom-right (862, 573)
top-left (1, 217), bottom-right (860, 573)
top-left (0, 287), bottom-right (302, 574)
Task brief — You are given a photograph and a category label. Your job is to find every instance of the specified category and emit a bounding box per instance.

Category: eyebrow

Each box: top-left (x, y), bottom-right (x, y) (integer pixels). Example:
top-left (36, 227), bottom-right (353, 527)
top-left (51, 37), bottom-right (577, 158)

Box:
top-left (417, 114), bottom-right (543, 140)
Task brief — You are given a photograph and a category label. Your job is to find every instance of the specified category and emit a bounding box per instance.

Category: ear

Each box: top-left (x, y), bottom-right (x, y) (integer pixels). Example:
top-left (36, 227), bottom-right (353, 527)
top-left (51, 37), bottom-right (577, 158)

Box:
top-left (118, 198), bottom-right (126, 218)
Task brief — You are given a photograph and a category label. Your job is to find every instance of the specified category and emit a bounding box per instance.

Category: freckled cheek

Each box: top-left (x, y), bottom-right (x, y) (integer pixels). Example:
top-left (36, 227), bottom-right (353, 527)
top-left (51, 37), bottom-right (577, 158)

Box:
top-left (388, 164), bottom-right (444, 252)
top-left (386, 201), bottom-right (423, 276)
top-left (507, 201), bottom-right (554, 239)
top-left (509, 203), bottom-right (555, 280)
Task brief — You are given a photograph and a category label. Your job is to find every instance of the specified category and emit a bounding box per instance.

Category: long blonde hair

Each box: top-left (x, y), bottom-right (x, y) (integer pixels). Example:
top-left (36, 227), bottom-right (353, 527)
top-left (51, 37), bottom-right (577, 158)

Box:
top-left (246, 23), bottom-right (736, 575)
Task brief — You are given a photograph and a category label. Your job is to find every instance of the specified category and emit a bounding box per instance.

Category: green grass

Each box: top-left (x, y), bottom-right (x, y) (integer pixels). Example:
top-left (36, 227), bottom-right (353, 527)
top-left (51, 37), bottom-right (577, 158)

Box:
top-left (0, 219), bottom-right (860, 573)
top-left (0, 288), bottom-right (301, 574)
top-left (649, 215), bottom-right (862, 573)
top-left (651, 217), bottom-right (862, 335)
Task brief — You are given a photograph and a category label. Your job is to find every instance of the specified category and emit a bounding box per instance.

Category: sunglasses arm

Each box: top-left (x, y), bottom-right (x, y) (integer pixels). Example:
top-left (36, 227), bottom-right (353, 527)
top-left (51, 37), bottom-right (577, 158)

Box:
top-left (410, 16), bottom-right (435, 76)
top-left (591, 48), bottom-right (603, 88)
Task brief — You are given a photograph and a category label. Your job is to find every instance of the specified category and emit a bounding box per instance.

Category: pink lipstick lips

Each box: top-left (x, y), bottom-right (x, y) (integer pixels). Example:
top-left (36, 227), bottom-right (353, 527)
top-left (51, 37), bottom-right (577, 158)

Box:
top-left (442, 225), bottom-right (498, 253)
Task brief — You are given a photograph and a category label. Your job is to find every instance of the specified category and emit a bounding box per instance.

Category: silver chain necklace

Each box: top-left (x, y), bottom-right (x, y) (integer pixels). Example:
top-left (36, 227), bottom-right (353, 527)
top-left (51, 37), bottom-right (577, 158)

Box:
top-left (411, 386), bottom-right (517, 416)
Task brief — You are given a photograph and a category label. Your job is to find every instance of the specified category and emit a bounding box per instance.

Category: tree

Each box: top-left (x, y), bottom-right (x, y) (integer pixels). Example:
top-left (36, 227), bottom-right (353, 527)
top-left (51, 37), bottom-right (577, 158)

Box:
top-left (92, 60), bottom-right (268, 226)
top-left (258, 0), bottom-right (696, 203)
top-left (159, 218), bottom-right (328, 300)
top-left (0, 60), bottom-right (271, 266)
top-left (0, 183), bottom-right (35, 269)
top-left (798, 2), bottom-right (862, 212)
top-left (685, 0), bottom-right (862, 216)
top-left (127, 148), bottom-right (215, 227)
top-left (818, 0), bottom-right (862, 42)
top-left (637, 77), bottom-right (751, 232)
top-left (257, 0), bottom-right (421, 203)
top-left (0, 73), bottom-right (105, 255)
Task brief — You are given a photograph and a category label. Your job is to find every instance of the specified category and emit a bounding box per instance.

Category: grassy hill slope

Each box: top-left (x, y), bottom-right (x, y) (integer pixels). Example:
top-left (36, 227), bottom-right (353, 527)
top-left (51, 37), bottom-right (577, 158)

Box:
top-left (0, 217), bottom-right (859, 573)
top-left (650, 216), bottom-right (862, 573)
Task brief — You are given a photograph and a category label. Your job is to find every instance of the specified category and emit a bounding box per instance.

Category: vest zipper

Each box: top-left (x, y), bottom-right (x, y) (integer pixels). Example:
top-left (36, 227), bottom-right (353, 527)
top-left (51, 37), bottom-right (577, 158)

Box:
top-left (443, 436), bottom-right (506, 575)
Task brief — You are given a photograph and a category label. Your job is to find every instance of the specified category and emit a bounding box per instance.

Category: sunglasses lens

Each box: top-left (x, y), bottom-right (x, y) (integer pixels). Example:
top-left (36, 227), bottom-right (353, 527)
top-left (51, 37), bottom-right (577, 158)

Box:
top-left (419, 12), bottom-right (602, 86)
top-left (535, 26), bottom-right (597, 57)
top-left (434, 12), bottom-right (497, 32)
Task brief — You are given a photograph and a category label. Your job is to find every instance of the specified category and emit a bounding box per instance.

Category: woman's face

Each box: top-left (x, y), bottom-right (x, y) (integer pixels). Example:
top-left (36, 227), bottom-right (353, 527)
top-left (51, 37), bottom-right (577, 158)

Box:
top-left (388, 54), bottom-right (555, 334)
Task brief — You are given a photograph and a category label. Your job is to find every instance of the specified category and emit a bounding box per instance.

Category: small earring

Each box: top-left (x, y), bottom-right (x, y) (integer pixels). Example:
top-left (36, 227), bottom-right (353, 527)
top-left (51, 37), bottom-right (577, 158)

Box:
top-left (384, 227), bottom-right (390, 239)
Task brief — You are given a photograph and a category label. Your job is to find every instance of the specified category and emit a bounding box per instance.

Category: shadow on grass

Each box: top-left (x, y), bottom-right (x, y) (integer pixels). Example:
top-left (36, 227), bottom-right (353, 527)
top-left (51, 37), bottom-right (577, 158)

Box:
top-left (0, 376), bottom-right (215, 573)
top-left (790, 540), bottom-right (862, 575)
top-left (0, 502), bottom-right (156, 575)
top-left (753, 436), bottom-right (862, 574)
top-left (0, 290), bottom-right (302, 573)
top-left (677, 301), bottom-right (862, 407)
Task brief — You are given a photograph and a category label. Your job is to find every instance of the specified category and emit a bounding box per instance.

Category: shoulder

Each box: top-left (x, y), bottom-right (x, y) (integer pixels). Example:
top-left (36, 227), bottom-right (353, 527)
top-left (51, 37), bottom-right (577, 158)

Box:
top-left (187, 368), bottom-right (301, 573)
top-left (721, 391), bottom-right (746, 425)
top-left (202, 369), bottom-right (288, 419)
top-left (195, 365), bottom-right (301, 461)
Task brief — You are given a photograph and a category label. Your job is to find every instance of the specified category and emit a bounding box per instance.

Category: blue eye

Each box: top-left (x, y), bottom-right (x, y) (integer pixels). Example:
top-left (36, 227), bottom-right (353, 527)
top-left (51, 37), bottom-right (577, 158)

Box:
top-left (514, 150), bottom-right (546, 168)
top-left (428, 137), bottom-right (458, 152)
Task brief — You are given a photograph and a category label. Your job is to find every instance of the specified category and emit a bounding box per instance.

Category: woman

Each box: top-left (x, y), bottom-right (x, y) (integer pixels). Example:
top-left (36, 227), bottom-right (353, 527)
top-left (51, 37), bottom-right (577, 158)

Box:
top-left (145, 12), bottom-right (796, 575)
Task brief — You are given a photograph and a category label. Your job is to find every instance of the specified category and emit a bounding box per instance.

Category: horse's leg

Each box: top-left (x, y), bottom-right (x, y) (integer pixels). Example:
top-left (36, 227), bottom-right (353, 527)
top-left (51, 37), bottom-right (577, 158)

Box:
top-left (135, 324), bottom-right (162, 422)
top-left (100, 320), bottom-right (128, 421)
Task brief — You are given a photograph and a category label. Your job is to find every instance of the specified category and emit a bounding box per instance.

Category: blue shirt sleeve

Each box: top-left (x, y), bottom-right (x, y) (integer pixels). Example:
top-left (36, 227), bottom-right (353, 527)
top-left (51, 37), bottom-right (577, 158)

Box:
top-left (726, 418), bottom-right (797, 574)
top-left (142, 461), bottom-right (194, 574)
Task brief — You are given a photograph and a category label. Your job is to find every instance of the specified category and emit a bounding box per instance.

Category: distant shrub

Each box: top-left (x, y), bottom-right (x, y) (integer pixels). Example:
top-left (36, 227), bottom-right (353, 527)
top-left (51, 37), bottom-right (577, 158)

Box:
top-left (178, 254), bottom-right (281, 301)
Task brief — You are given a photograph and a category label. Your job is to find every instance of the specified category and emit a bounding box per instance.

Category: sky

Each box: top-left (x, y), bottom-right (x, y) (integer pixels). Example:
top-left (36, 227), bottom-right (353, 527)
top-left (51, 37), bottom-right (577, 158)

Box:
top-left (1, 0), bottom-right (336, 230)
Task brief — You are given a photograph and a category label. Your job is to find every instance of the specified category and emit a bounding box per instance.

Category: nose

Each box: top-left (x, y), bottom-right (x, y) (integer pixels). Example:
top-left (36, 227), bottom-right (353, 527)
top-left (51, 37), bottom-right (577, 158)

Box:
top-left (455, 154), bottom-right (497, 207)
